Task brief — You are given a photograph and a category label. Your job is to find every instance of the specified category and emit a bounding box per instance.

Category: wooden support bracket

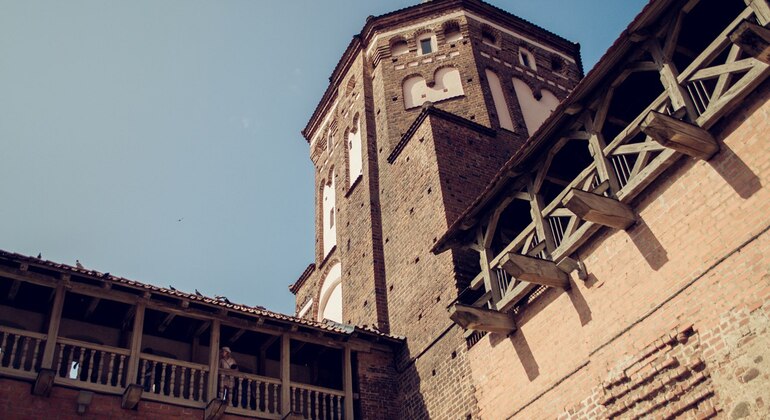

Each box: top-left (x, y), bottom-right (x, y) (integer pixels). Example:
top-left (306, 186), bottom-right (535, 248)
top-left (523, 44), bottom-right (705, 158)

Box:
top-left (641, 110), bottom-right (719, 160)
top-left (499, 253), bottom-right (571, 289)
top-left (204, 398), bottom-right (227, 420)
top-left (449, 303), bottom-right (516, 335)
top-left (557, 257), bottom-right (587, 280)
top-left (281, 411), bottom-right (305, 420)
top-left (32, 369), bottom-right (56, 397)
top-left (121, 384), bottom-right (143, 410)
top-left (730, 19), bottom-right (770, 64)
top-left (563, 188), bottom-right (637, 230)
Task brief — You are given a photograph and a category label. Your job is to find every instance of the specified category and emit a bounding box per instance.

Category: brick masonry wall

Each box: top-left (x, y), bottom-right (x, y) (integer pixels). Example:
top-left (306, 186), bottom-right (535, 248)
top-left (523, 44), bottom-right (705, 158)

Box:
top-left (0, 377), bottom-right (246, 420)
top-left (466, 80), bottom-right (770, 419)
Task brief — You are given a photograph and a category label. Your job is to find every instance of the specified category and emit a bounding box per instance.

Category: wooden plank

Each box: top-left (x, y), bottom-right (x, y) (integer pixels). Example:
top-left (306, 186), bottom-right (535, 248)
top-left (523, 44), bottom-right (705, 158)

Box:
top-left (746, 0), bottom-right (770, 25)
top-left (157, 312), bottom-right (176, 333)
top-left (449, 303), bottom-right (516, 335)
top-left (562, 188), bottom-right (637, 230)
top-left (613, 141), bottom-right (666, 155)
top-left (641, 110), bottom-right (719, 160)
top-left (204, 398), bottom-right (227, 420)
top-left (7, 280), bottom-right (21, 301)
top-left (499, 253), bottom-right (570, 289)
top-left (84, 297), bottom-right (101, 319)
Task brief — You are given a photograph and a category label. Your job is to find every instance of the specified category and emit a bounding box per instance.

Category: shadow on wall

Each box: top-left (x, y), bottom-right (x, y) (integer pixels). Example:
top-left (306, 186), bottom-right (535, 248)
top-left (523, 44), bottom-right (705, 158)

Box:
top-left (628, 218), bottom-right (669, 271)
top-left (567, 278), bottom-right (592, 326)
top-left (395, 343), bottom-right (432, 420)
top-left (709, 141), bottom-right (762, 199)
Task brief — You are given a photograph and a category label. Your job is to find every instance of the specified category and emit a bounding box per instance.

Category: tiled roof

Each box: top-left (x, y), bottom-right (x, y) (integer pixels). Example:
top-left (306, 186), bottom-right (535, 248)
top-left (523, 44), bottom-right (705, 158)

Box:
top-left (0, 249), bottom-right (403, 343)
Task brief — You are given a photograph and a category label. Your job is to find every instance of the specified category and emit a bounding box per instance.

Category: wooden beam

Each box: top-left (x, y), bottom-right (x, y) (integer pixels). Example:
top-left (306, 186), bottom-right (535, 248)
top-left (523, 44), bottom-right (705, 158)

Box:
top-left (291, 340), bottom-right (307, 356)
top-left (499, 253), bottom-right (571, 289)
top-left (194, 320), bottom-right (212, 337)
top-left (32, 369), bottom-right (56, 397)
top-left (281, 334), bottom-right (291, 416)
top-left (563, 188), bottom-right (637, 230)
top-left (260, 334), bottom-right (280, 353)
top-left (641, 110), bottom-right (719, 160)
top-left (228, 328), bottom-right (246, 345)
top-left (204, 398), bottom-right (227, 420)
top-left (84, 297), bottom-right (101, 319)
top-left (125, 302), bottom-right (145, 385)
top-left (730, 19), bottom-right (770, 64)
top-left (343, 346), bottom-right (354, 420)
top-left (121, 384), bottom-right (143, 410)
top-left (449, 303), bottom-right (516, 335)
top-left (157, 313), bottom-right (176, 333)
top-left (7, 280), bottom-right (21, 301)
top-left (41, 284), bottom-right (66, 369)
top-left (208, 319), bottom-right (221, 400)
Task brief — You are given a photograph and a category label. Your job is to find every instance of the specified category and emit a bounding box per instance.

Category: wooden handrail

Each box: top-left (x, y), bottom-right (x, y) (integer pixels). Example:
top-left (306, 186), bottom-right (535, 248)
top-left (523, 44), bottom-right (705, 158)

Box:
top-left (290, 382), bottom-right (345, 396)
top-left (219, 368), bottom-right (281, 385)
top-left (139, 353), bottom-right (209, 371)
top-left (56, 337), bottom-right (131, 356)
top-left (0, 325), bottom-right (46, 340)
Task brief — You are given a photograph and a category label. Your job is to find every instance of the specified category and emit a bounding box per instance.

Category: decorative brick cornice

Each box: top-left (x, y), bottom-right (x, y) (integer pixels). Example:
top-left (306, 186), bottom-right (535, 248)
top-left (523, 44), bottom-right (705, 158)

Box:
top-left (289, 263), bottom-right (316, 295)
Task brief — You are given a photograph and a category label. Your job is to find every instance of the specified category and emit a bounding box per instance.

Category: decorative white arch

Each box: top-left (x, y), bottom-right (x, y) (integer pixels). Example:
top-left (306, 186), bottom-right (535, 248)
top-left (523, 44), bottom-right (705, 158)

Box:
top-left (322, 176), bottom-right (337, 257)
top-left (403, 67), bottom-right (464, 109)
top-left (317, 262), bottom-right (342, 323)
top-left (485, 69), bottom-right (514, 131)
top-left (512, 78), bottom-right (559, 135)
top-left (348, 115), bottom-right (363, 186)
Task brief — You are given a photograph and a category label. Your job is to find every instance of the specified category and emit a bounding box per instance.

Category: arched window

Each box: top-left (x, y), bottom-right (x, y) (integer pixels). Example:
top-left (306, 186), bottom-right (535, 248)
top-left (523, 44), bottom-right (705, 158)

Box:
top-left (322, 176), bottom-right (337, 257)
top-left (512, 78), bottom-right (559, 135)
top-left (519, 48), bottom-right (537, 71)
top-left (481, 28), bottom-right (499, 48)
top-left (318, 263), bottom-right (342, 323)
top-left (348, 114), bottom-right (363, 186)
top-left (417, 31), bottom-right (436, 55)
top-left (443, 21), bottom-right (462, 43)
top-left (390, 38), bottom-right (409, 57)
top-left (485, 69), bottom-right (514, 131)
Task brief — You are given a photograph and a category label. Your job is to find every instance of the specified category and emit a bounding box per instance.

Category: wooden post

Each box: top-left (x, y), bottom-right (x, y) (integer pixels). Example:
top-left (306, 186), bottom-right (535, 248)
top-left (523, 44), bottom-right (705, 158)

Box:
top-left (499, 253), bottom-right (571, 289)
top-left (527, 178), bottom-right (557, 255)
top-left (746, 0), bottom-right (770, 25)
top-left (208, 319), bottom-right (221, 401)
top-left (730, 19), bottom-right (770, 64)
top-left (477, 229), bottom-right (502, 308)
top-left (641, 110), bottom-right (719, 160)
top-left (125, 301), bottom-right (146, 385)
top-left (41, 282), bottom-right (67, 369)
top-left (343, 346), bottom-right (354, 420)
top-left (563, 188), bottom-right (637, 230)
top-left (648, 39), bottom-right (698, 121)
top-left (449, 303), bottom-right (516, 335)
top-left (281, 334), bottom-right (291, 416)
top-left (584, 113), bottom-right (621, 196)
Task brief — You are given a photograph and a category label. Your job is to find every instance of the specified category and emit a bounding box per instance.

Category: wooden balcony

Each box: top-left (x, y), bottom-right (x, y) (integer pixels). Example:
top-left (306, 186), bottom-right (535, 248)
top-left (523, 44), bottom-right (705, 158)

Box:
top-left (449, 0), bottom-right (770, 337)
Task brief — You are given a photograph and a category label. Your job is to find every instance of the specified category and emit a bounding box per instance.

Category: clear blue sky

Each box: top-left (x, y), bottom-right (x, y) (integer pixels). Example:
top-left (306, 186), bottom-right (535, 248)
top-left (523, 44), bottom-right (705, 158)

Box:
top-left (0, 0), bottom-right (647, 315)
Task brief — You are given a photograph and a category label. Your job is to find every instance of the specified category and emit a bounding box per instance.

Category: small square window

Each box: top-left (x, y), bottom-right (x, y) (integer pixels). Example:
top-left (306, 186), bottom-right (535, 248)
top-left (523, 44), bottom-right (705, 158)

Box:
top-left (420, 38), bottom-right (433, 55)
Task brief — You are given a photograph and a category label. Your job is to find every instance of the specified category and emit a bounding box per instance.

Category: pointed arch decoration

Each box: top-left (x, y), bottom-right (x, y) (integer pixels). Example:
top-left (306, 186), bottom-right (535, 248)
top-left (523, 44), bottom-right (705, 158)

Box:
top-left (317, 262), bottom-right (343, 323)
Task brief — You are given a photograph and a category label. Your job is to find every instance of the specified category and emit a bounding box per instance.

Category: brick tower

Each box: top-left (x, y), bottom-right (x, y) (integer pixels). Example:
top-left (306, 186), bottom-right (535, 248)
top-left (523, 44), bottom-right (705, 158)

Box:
top-left (293, 0), bottom-right (582, 416)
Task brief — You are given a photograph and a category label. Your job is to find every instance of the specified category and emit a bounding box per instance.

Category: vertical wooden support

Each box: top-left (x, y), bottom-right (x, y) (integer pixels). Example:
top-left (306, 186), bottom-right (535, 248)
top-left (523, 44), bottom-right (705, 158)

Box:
top-left (648, 39), bottom-right (698, 121)
top-left (477, 229), bottom-right (501, 308)
top-left (208, 319), bottom-right (221, 401)
top-left (584, 113), bottom-right (621, 195)
top-left (343, 346), bottom-right (354, 420)
top-left (125, 302), bottom-right (146, 385)
top-left (41, 282), bottom-right (67, 369)
top-left (746, 0), bottom-right (770, 25)
top-left (527, 178), bottom-right (556, 255)
top-left (281, 334), bottom-right (291, 416)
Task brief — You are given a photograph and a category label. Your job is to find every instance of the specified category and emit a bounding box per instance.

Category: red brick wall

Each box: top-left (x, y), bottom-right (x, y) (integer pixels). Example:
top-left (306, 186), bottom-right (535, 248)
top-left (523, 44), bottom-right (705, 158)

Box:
top-left (465, 80), bottom-right (770, 419)
top-left (0, 377), bottom-right (249, 420)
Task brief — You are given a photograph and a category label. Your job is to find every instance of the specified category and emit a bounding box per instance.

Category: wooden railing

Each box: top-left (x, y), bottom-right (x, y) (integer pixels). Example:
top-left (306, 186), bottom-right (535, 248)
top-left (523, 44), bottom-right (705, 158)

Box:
top-left (220, 369), bottom-right (282, 418)
top-left (0, 326), bottom-right (46, 379)
top-left (138, 353), bottom-right (209, 405)
top-left (52, 338), bottom-right (130, 393)
top-left (290, 383), bottom-right (346, 420)
top-left (459, 0), bottom-right (770, 325)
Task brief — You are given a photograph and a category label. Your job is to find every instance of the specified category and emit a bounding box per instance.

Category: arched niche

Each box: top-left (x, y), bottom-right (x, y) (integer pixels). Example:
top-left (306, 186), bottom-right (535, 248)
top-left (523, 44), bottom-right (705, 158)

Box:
top-left (403, 67), bottom-right (464, 109)
top-left (347, 114), bottom-right (363, 186)
top-left (519, 48), bottom-right (537, 70)
top-left (317, 263), bottom-right (342, 323)
top-left (390, 37), bottom-right (409, 57)
top-left (485, 69), bottom-right (514, 131)
top-left (512, 78), bottom-right (559, 135)
top-left (322, 175), bottom-right (337, 257)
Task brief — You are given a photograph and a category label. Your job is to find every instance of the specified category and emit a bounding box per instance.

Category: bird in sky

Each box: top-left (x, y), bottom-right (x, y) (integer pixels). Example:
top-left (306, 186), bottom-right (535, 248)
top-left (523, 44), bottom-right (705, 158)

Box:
top-left (37, 253), bottom-right (41, 259)
top-left (177, 218), bottom-right (184, 222)
top-left (102, 272), bottom-right (110, 278)
top-left (195, 289), bottom-right (203, 297)
top-left (215, 295), bottom-right (231, 304)
top-left (169, 285), bottom-right (177, 291)
top-left (75, 260), bottom-right (84, 269)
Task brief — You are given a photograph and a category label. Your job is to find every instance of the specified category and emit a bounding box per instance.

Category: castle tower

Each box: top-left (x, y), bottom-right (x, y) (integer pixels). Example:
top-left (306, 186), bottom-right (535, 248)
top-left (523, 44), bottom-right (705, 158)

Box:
top-left (293, 1), bottom-right (582, 415)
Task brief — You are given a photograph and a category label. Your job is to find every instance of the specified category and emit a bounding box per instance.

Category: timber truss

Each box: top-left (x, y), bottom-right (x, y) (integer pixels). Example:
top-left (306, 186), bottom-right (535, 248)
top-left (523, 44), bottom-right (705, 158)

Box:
top-left (447, 0), bottom-right (770, 338)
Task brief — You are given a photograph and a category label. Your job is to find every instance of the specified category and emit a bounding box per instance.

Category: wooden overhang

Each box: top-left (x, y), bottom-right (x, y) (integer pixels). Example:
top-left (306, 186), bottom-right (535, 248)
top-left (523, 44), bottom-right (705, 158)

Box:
top-left (300, 0), bottom-right (581, 143)
top-left (430, 0), bottom-right (681, 254)
top-left (0, 250), bottom-right (403, 352)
